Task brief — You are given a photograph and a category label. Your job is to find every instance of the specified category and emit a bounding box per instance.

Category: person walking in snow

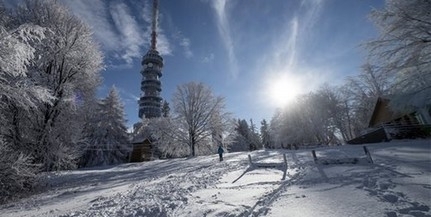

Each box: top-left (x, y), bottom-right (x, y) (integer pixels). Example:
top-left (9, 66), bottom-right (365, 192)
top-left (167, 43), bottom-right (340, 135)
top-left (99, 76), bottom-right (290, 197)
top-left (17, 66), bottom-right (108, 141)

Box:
top-left (218, 145), bottom-right (224, 162)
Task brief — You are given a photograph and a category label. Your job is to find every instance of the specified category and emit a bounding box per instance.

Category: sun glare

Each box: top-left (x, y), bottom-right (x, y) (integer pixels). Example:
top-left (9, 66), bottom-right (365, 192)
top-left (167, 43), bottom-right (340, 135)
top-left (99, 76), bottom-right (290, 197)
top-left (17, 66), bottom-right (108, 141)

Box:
top-left (269, 76), bottom-right (301, 107)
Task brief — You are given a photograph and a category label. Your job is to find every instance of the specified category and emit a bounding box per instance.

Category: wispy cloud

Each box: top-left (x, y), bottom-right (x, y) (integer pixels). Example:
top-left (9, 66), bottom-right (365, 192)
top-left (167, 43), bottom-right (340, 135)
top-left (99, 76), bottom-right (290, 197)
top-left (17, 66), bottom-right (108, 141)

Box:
top-left (117, 87), bottom-right (140, 106)
top-left (61, 0), bottom-right (119, 51)
top-left (109, 2), bottom-right (144, 64)
top-left (211, 0), bottom-right (238, 79)
top-left (268, 0), bottom-right (324, 88)
top-left (141, 0), bottom-right (171, 55)
top-left (180, 38), bottom-right (193, 58)
top-left (275, 16), bottom-right (299, 68)
top-left (255, 0), bottom-right (325, 110)
top-left (62, 0), bottom-right (171, 66)
top-left (273, 0), bottom-right (322, 70)
top-left (172, 30), bottom-right (193, 59)
top-left (202, 53), bottom-right (215, 63)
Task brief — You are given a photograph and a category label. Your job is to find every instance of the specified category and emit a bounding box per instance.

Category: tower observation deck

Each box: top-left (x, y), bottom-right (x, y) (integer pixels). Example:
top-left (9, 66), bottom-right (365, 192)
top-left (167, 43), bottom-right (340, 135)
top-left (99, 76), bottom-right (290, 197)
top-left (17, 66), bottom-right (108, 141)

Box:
top-left (139, 0), bottom-right (163, 119)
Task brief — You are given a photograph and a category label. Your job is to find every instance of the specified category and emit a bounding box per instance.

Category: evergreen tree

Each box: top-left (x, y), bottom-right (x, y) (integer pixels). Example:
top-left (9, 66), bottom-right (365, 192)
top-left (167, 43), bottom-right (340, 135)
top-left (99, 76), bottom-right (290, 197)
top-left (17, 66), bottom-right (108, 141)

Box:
top-left (230, 119), bottom-right (252, 152)
top-left (260, 119), bottom-right (271, 149)
top-left (81, 87), bottom-right (130, 167)
top-left (162, 100), bottom-right (170, 117)
top-left (248, 119), bottom-right (262, 150)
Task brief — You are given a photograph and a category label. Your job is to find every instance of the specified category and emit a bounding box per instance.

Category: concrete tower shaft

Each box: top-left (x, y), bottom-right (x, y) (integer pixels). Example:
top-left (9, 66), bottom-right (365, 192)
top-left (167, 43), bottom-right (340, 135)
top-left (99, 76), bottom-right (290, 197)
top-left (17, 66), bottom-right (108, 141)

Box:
top-left (139, 0), bottom-right (163, 119)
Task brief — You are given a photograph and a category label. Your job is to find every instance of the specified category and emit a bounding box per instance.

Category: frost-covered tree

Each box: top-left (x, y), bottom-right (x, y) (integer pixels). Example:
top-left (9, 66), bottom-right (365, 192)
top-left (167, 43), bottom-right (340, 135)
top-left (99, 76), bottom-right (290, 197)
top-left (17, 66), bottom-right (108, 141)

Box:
top-left (341, 62), bottom-right (392, 138)
top-left (269, 87), bottom-right (343, 147)
top-left (0, 139), bottom-right (39, 204)
top-left (0, 3), bottom-right (50, 203)
top-left (248, 119), bottom-right (262, 150)
top-left (230, 119), bottom-right (250, 152)
top-left (12, 0), bottom-right (103, 170)
top-left (260, 119), bottom-right (272, 149)
top-left (147, 117), bottom-right (190, 158)
top-left (172, 82), bottom-right (229, 157)
top-left (367, 0), bottom-right (431, 109)
top-left (80, 87), bottom-right (130, 167)
top-left (162, 100), bottom-right (170, 117)
top-left (230, 119), bottom-right (261, 152)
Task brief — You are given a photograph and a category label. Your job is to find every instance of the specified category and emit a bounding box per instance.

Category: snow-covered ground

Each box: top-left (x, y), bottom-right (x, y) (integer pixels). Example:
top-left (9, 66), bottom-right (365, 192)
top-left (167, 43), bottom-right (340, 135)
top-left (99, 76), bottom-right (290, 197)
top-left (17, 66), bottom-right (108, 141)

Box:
top-left (1, 140), bottom-right (430, 217)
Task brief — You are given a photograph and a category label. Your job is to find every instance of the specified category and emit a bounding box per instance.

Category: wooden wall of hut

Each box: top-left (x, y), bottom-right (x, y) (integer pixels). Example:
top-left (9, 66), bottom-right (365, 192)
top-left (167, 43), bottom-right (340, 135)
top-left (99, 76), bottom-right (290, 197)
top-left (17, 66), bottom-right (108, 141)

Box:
top-left (130, 140), bottom-right (152, 162)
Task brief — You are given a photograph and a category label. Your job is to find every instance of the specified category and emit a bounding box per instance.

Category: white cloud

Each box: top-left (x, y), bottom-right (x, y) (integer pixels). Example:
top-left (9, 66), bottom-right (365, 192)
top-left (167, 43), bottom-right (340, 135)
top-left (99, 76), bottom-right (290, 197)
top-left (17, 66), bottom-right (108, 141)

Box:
top-left (156, 29), bottom-right (172, 56)
top-left (61, 0), bottom-right (120, 51)
top-left (212, 0), bottom-right (239, 79)
top-left (117, 87), bottom-right (140, 106)
top-left (171, 30), bottom-right (193, 59)
top-left (270, 0), bottom-right (324, 79)
top-left (273, 16), bottom-right (299, 69)
top-left (180, 38), bottom-right (193, 58)
top-left (256, 0), bottom-right (325, 110)
top-left (202, 53), bottom-right (215, 63)
top-left (62, 0), bottom-right (171, 66)
top-left (110, 2), bottom-right (145, 64)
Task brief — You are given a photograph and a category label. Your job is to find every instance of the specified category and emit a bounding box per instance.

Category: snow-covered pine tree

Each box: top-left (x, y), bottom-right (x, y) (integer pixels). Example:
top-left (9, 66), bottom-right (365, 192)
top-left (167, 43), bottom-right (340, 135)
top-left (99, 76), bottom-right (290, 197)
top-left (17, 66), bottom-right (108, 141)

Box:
top-left (230, 119), bottom-right (251, 152)
top-left (80, 87), bottom-right (130, 167)
top-left (248, 119), bottom-right (262, 150)
top-left (260, 119), bottom-right (272, 149)
top-left (162, 100), bottom-right (170, 117)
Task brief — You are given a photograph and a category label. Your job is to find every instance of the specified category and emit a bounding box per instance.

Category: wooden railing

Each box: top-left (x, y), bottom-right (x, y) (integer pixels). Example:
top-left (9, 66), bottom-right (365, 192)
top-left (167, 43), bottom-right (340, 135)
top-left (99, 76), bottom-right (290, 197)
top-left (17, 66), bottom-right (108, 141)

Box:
top-left (347, 124), bottom-right (431, 144)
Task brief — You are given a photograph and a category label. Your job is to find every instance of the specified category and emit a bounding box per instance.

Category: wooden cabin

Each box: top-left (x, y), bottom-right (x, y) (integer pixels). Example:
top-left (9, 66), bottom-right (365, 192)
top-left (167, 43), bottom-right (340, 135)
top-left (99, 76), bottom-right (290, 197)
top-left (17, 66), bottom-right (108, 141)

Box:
top-left (130, 137), bottom-right (153, 162)
top-left (368, 98), bottom-right (424, 127)
top-left (347, 97), bottom-right (431, 144)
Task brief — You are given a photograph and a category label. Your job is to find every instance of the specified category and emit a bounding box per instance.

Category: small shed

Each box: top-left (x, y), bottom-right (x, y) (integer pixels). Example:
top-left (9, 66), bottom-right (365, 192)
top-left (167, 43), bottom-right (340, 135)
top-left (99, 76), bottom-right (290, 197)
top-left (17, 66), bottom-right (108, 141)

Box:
top-left (130, 137), bottom-right (153, 162)
top-left (368, 97), bottom-right (420, 127)
top-left (347, 97), bottom-right (431, 144)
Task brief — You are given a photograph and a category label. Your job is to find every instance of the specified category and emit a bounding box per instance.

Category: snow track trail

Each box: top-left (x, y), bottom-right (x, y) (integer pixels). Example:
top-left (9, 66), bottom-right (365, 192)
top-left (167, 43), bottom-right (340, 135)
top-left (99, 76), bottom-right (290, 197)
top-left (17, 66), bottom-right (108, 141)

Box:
top-left (1, 140), bottom-right (430, 217)
top-left (238, 170), bottom-right (306, 217)
top-left (66, 160), bottom-right (246, 217)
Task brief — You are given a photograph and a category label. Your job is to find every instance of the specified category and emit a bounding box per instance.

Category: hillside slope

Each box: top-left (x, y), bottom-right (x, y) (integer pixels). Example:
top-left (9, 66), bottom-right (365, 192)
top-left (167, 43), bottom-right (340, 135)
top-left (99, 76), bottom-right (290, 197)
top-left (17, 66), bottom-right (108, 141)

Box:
top-left (1, 140), bottom-right (430, 217)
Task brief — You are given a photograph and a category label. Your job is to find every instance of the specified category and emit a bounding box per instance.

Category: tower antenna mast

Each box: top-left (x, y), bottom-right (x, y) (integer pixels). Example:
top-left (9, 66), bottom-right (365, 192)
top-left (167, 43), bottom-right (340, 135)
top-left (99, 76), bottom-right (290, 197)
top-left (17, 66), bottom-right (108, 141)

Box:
top-left (138, 0), bottom-right (163, 119)
top-left (151, 0), bottom-right (158, 50)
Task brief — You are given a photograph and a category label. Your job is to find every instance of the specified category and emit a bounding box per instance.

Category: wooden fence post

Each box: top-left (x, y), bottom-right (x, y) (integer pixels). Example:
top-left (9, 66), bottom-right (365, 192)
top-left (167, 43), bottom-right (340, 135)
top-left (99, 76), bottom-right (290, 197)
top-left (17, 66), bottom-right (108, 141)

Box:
top-left (312, 150), bottom-right (318, 163)
top-left (248, 154), bottom-right (253, 166)
top-left (363, 146), bottom-right (374, 164)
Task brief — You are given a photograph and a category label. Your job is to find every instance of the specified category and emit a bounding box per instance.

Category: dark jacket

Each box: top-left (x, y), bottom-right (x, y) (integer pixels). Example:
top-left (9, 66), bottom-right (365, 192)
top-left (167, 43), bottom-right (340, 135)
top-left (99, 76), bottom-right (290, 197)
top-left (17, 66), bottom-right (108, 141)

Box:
top-left (218, 146), bottom-right (224, 154)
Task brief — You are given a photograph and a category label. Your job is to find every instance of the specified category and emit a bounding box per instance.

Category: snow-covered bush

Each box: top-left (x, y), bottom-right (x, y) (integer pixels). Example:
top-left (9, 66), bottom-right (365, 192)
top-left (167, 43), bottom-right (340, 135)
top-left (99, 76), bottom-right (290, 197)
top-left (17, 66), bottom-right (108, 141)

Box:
top-left (0, 139), bottom-right (40, 204)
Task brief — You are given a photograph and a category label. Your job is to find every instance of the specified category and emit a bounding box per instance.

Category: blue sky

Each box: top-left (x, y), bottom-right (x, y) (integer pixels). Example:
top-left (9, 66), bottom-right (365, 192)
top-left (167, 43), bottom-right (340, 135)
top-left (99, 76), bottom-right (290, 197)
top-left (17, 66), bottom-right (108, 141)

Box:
top-left (60, 0), bottom-right (383, 127)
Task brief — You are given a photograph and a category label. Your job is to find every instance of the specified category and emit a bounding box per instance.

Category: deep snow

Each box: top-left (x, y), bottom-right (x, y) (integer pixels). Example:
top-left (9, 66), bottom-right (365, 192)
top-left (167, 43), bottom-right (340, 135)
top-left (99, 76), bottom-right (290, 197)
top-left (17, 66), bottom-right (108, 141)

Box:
top-left (1, 140), bottom-right (430, 217)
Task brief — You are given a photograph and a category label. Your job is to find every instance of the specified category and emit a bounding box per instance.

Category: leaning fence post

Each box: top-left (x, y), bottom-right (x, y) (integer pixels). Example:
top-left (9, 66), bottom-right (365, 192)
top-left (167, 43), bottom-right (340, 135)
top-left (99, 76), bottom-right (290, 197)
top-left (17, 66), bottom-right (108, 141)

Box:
top-left (283, 153), bottom-right (288, 168)
top-left (312, 150), bottom-right (318, 163)
top-left (363, 146), bottom-right (374, 164)
top-left (248, 154), bottom-right (253, 166)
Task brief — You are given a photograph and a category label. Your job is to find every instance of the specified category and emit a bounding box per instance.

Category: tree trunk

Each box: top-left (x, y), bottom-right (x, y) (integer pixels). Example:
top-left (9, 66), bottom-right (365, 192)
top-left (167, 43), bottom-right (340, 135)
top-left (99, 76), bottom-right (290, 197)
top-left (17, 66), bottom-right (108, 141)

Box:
top-left (189, 130), bottom-right (196, 157)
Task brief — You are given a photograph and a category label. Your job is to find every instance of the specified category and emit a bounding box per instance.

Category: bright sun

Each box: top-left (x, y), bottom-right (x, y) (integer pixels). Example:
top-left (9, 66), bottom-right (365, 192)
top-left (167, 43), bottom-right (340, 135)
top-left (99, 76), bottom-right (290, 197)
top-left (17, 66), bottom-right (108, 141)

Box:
top-left (268, 77), bottom-right (301, 107)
